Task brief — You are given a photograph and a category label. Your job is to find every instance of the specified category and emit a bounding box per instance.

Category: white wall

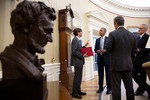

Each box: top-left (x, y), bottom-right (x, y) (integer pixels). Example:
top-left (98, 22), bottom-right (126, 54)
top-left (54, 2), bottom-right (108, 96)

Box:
top-left (0, 0), bottom-right (150, 81)
top-left (0, 0), bottom-right (149, 65)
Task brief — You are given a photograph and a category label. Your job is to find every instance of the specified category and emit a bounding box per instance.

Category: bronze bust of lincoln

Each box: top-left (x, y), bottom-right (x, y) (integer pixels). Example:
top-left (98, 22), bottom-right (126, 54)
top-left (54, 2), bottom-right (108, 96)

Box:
top-left (0, 0), bottom-right (56, 100)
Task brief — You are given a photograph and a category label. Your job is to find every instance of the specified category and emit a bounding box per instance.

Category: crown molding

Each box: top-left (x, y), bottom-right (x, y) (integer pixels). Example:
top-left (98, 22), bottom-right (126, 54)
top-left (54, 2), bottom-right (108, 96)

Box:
top-left (87, 10), bottom-right (109, 25)
top-left (90, 0), bottom-right (150, 18)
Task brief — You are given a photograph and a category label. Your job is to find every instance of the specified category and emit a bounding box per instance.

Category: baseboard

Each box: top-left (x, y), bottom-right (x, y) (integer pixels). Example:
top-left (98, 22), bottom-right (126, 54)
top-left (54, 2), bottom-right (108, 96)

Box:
top-left (42, 63), bottom-right (60, 82)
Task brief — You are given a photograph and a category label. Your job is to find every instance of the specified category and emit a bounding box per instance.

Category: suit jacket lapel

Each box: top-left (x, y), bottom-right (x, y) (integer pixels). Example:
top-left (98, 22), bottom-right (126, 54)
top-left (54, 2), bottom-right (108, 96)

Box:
top-left (97, 38), bottom-right (101, 50)
top-left (104, 37), bottom-right (108, 49)
top-left (138, 33), bottom-right (147, 48)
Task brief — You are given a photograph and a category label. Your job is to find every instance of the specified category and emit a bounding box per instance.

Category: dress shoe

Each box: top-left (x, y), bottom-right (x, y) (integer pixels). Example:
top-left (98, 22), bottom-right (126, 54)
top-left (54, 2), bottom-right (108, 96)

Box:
top-left (134, 90), bottom-right (143, 96)
top-left (78, 91), bottom-right (87, 95)
top-left (147, 90), bottom-right (150, 99)
top-left (148, 95), bottom-right (150, 99)
top-left (72, 94), bottom-right (82, 99)
top-left (96, 89), bottom-right (103, 93)
top-left (106, 90), bottom-right (111, 95)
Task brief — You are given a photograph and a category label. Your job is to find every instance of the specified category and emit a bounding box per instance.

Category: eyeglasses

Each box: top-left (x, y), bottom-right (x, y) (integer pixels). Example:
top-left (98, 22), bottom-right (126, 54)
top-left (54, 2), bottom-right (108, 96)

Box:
top-left (139, 28), bottom-right (143, 30)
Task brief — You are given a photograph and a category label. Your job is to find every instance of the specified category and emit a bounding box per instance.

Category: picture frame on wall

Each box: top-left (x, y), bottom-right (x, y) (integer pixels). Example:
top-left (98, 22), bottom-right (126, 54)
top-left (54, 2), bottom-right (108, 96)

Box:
top-left (127, 26), bottom-right (139, 36)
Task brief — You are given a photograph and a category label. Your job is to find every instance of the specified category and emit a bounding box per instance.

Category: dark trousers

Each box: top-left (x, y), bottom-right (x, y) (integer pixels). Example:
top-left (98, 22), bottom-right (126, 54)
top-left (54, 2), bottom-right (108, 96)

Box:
top-left (72, 66), bottom-right (83, 95)
top-left (132, 68), bottom-right (150, 93)
top-left (132, 57), bottom-right (150, 94)
top-left (111, 71), bottom-right (134, 100)
top-left (98, 55), bottom-right (111, 90)
top-left (0, 79), bottom-right (47, 100)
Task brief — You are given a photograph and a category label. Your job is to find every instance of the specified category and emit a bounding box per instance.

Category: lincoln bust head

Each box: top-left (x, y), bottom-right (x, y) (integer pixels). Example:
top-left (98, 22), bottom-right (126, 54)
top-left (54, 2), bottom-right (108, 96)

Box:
top-left (10, 0), bottom-right (56, 54)
top-left (0, 0), bottom-right (56, 80)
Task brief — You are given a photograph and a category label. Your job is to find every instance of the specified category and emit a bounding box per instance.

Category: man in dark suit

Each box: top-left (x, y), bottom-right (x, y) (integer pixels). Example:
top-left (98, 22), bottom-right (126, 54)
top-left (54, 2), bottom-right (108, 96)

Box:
top-left (71, 28), bottom-right (89, 99)
top-left (94, 27), bottom-right (111, 94)
top-left (132, 24), bottom-right (150, 99)
top-left (106, 16), bottom-right (136, 100)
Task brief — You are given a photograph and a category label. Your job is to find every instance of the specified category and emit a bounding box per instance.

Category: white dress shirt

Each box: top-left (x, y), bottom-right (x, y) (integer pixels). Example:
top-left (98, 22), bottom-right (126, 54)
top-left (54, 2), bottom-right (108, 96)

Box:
top-left (100, 36), bottom-right (105, 50)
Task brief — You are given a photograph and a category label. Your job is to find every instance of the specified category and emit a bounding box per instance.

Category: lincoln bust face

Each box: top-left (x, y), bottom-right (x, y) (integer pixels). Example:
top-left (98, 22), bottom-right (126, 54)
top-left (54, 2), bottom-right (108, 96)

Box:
top-left (26, 14), bottom-right (55, 54)
top-left (10, 0), bottom-right (56, 54)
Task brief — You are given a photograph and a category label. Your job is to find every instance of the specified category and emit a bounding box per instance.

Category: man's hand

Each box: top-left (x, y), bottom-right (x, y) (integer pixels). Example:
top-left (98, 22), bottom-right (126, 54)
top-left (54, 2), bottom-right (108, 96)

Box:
top-left (137, 48), bottom-right (140, 52)
top-left (101, 49), bottom-right (106, 53)
top-left (96, 50), bottom-right (102, 53)
top-left (83, 52), bottom-right (88, 57)
top-left (97, 49), bottom-right (106, 54)
top-left (84, 40), bottom-right (89, 47)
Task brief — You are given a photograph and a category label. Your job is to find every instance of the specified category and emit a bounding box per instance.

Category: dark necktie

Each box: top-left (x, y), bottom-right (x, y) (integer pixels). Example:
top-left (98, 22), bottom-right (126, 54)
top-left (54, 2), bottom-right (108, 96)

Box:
top-left (137, 36), bottom-right (141, 43)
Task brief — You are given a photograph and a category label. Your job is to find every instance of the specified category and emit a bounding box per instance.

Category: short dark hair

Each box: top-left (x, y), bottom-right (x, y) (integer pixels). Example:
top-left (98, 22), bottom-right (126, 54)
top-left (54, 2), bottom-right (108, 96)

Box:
top-left (114, 16), bottom-right (124, 26)
top-left (10, 0), bottom-right (56, 35)
top-left (101, 27), bottom-right (107, 33)
top-left (73, 28), bottom-right (82, 36)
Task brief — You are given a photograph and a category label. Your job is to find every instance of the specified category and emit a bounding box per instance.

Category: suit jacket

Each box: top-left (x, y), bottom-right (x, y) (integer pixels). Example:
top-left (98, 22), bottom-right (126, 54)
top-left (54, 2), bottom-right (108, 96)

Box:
top-left (94, 37), bottom-right (110, 64)
top-left (0, 45), bottom-right (43, 80)
top-left (71, 36), bottom-right (84, 66)
top-left (106, 27), bottom-right (137, 71)
top-left (134, 33), bottom-right (150, 71)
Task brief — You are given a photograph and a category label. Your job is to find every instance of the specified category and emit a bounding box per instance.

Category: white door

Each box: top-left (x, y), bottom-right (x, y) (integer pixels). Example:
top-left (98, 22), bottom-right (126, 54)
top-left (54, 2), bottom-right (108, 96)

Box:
top-left (93, 36), bottom-right (99, 75)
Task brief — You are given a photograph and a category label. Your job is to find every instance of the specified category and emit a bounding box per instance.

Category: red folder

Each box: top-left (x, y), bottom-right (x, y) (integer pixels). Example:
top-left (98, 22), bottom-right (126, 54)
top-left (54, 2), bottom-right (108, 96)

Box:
top-left (80, 47), bottom-right (94, 56)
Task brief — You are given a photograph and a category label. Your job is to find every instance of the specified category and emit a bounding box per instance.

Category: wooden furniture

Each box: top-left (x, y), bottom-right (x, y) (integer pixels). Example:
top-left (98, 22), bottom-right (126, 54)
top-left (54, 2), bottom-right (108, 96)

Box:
top-left (47, 81), bottom-right (72, 100)
top-left (142, 61), bottom-right (150, 80)
top-left (0, 75), bottom-right (48, 100)
top-left (59, 8), bottom-right (74, 94)
top-left (0, 80), bottom-right (72, 100)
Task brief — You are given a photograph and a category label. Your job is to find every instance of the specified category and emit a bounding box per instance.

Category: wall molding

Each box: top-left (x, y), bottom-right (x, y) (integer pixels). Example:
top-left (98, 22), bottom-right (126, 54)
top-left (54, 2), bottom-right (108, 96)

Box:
top-left (90, 0), bottom-right (150, 18)
top-left (42, 63), bottom-right (60, 81)
top-left (87, 10), bottom-right (109, 26)
top-left (87, 10), bottom-right (109, 36)
top-left (0, 63), bottom-right (60, 82)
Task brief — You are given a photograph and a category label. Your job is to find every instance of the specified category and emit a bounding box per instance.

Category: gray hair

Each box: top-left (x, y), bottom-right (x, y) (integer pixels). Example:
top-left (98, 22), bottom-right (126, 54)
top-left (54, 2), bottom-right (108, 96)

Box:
top-left (141, 24), bottom-right (148, 31)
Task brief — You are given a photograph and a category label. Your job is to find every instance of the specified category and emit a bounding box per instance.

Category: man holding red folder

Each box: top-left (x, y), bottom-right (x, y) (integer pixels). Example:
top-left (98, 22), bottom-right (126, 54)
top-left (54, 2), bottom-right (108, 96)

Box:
top-left (71, 28), bottom-right (89, 99)
top-left (80, 47), bottom-right (93, 56)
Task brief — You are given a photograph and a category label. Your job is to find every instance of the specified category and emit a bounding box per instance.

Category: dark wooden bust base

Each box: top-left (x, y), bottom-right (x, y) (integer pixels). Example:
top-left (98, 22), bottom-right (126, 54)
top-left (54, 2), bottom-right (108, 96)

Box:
top-left (0, 76), bottom-right (47, 100)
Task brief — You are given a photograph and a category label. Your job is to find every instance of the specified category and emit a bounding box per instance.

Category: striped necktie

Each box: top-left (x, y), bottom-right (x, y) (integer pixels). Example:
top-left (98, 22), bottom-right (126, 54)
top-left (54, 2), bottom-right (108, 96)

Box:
top-left (100, 37), bottom-right (104, 50)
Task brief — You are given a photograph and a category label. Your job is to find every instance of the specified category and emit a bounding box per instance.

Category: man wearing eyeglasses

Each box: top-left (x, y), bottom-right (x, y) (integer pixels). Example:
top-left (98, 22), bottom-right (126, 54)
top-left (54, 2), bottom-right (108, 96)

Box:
top-left (132, 24), bottom-right (150, 99)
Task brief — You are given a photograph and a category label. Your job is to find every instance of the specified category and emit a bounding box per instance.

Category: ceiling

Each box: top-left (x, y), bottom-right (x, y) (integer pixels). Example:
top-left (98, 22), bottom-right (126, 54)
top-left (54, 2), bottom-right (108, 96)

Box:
top-left (90, 0), bottom-right (150, 18)
top-left (114, 0), bottom-right (150, 7)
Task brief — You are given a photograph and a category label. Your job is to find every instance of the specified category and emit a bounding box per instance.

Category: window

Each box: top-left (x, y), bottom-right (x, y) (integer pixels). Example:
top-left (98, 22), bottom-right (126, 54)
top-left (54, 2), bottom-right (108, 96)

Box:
top-left (127, 26), bottom-right (139, 36)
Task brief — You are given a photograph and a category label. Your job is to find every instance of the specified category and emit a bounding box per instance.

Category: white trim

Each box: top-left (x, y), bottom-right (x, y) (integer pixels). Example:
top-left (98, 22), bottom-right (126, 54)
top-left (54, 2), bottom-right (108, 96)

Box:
top-left (87, 10), bottom-right (109, 25)
top-left (90, 0), bottom-right (150, 18)
top-left (42, 63), bottom-right (60, 82)
top-left (0, 63), bottom-right (60, 81)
